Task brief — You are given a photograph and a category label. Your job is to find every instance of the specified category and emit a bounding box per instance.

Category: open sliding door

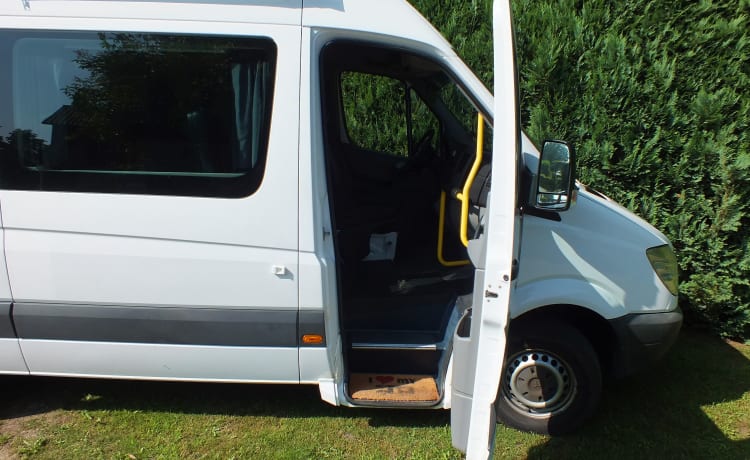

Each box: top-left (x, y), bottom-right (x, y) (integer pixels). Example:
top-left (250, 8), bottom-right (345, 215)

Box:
top-left (450, 1), bottom-right (519, 458)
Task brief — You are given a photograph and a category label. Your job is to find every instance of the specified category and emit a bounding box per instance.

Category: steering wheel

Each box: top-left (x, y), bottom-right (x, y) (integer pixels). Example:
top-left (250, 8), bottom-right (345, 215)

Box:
top-left (407, 129), bottom-right (434, 170)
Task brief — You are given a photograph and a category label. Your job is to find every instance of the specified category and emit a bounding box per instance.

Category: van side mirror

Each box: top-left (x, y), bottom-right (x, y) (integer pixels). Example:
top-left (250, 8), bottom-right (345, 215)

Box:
top-left (533, 140), bottom-right (576, 211)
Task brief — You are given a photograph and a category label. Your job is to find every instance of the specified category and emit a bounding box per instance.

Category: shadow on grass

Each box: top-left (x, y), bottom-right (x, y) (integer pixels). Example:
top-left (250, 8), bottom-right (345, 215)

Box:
top-left (527, 330), bottom-right (750, 459)
top-left (0, 370), bottom-right (450, 430)
top-left (0, 330), bottom-right (748, 459)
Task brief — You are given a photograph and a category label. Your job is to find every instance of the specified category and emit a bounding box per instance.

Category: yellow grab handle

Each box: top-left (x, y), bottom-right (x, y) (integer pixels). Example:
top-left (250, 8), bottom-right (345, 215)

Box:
top-left (437, 190), bottom-right (470, 267)
top-left (455, 114), bottom-right (485, 247)
top-left (436, 113), bottom-right (485, 266)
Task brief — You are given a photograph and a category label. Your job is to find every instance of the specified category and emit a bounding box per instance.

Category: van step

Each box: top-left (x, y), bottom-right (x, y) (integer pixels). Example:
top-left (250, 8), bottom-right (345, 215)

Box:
top-left (349, 330), bottom-right (442, 350)
top-left (348, 373), bottom-right (439, 402)
top-left (351, 342), bottom-right (438, 351)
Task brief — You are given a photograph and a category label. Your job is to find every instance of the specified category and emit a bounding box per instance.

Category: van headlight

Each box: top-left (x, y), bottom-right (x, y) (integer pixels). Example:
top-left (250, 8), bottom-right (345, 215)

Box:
top-left (646, 245), bottom-right (679, 296)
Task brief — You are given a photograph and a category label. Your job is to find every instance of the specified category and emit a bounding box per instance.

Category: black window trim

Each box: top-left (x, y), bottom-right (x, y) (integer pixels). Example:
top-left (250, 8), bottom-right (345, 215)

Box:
top-left (0, 29), bottom-right (278, 199)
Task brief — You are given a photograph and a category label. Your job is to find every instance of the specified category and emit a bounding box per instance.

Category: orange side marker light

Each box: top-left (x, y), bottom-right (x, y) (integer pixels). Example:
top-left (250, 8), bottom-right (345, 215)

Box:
top-left (302, 334), bottom-right (324, 345)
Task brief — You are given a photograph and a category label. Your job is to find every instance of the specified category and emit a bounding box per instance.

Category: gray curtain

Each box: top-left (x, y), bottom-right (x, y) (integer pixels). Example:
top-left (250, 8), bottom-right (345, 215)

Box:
top-left (232, 61), bottom-right (271, 171)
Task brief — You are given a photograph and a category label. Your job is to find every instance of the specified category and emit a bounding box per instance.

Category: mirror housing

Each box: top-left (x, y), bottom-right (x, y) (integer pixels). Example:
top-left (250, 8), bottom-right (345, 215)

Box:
top-left (532, 140), bottom-right (576, 211)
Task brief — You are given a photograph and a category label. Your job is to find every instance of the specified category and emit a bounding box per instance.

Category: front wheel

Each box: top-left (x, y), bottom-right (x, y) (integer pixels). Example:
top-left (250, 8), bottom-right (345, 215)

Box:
top-left (495, 321), bottom-right (602, 435)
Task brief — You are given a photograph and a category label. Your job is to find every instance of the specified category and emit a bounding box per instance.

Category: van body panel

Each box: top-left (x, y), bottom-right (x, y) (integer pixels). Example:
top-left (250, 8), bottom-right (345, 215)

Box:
top-left (303, 0), bottom-right (449, 55)
top-left (0, 298), bottom-right (30, 375)
top-left (18, 340), bottom-right (299, 382)
top-left (0, 17), bottom-right (302, 381)
top-left (0, 302), bottom-right (13, 338)
top-left (299, 347), bottom-right (332, 383)
top-left (512, 276), bottom-right (678, 321)
top-left (514, 192), bottom-right (676, 319)
top-left (298, 310), bottom-right (327, 345)
top-left (0, 211), bottom-right (27, 374)
top-left (0, 1), bottom-right (303, 27)
top-left (298, 26), bottom-right (340, 388)
top-left (0, 339), bottom-right (29, 374)
top-left (576, 188), bottom-right (669, 243)
top-left (0, 212), bottom-right (14, 331)
top-left (4, 227), bottom-right (298, 307)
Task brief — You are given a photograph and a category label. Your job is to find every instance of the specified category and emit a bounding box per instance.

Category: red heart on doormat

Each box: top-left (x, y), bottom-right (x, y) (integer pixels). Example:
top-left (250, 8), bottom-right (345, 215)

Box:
top-left (375, 375), bottom-right (395, 384)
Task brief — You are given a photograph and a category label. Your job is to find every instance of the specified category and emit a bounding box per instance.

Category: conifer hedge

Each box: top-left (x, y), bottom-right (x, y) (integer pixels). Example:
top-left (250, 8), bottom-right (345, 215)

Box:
top-left (411, 0), bottom-right (750, 340)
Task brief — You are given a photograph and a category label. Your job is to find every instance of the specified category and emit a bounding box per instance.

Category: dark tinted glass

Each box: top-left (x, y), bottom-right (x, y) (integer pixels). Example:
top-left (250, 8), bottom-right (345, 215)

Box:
top-left (0, 31), bottom-right (276, 197)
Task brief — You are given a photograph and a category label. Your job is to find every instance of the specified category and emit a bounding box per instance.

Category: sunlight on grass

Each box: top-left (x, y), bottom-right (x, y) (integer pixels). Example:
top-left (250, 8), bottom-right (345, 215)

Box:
top-left (700, 401), bottom-right (750, 442)
top-left (700, 340), bottom-right (750, 442)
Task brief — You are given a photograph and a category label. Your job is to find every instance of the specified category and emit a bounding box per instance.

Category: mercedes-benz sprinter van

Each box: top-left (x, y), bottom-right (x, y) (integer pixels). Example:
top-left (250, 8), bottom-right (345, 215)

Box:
top-left (0, 1), bottom-right (681, 456)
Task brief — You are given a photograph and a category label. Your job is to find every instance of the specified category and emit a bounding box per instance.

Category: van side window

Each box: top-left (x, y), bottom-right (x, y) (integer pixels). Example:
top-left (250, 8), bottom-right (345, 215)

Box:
top-left (0, 31), bottom-right (277, 198)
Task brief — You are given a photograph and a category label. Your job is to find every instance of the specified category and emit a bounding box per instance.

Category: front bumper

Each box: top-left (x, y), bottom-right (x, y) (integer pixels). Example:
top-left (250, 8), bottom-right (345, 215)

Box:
top-left (608, 308), bottom-right (683, 378)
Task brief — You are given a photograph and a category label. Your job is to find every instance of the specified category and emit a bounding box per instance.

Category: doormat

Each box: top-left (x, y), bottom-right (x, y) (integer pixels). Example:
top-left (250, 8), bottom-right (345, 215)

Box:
top-left (349, 373), bottom-right (439, 402)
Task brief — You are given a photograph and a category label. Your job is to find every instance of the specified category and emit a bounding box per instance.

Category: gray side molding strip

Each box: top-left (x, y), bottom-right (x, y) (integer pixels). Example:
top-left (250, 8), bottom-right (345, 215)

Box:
top-left (298, 310), bottom-right (326, 347)
top-left (0, 302), bottom-right (15, 338)
top-left (13, 303), bottom-right (299, 347)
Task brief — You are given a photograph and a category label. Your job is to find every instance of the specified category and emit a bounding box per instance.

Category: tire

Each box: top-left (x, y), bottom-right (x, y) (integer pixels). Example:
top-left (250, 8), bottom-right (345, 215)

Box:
top-left (495, 321), bottom-right (602, 435)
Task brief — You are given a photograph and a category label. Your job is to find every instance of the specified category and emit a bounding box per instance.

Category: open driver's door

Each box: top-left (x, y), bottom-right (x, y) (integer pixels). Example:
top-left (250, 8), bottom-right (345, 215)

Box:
top-left (450, 1), bottom-right (519, 458)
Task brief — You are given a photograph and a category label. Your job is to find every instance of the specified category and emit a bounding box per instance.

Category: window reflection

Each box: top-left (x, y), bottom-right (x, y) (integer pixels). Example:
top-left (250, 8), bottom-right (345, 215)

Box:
top-left (0, 32), bottom-right (276, 197)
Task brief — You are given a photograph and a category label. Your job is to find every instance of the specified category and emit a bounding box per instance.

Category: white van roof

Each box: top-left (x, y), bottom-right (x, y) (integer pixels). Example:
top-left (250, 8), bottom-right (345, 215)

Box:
top-left (0, 0), bottom-right (304, 26)
top-left (302, 0), bottom-right (453, 55)
top-left (0, 0), bottom-right (454, 55)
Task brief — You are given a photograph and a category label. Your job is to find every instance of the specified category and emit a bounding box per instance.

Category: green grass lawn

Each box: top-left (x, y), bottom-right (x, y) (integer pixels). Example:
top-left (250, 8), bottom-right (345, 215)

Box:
top-left (1, 330), bottom-right (748, 459)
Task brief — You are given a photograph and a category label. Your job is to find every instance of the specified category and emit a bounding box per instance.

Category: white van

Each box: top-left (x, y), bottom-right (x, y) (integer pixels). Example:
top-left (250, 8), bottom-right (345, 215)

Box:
top-left (0, 0), bottom-right (681, 456)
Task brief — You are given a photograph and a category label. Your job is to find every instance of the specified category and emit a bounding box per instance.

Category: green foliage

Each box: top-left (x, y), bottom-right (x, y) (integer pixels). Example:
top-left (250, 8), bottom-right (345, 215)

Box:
top-left (18, 437), bottom-right (47, 458)
top-left (341, 72), bottom-right (410, 156)
top-left (411, 0), bottom-right (750, 339)
top-left (339, 66), bottom-right (473, 159)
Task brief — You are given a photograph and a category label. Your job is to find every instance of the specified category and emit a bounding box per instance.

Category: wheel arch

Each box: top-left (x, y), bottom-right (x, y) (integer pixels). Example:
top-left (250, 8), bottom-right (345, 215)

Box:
top-left (510, 304), bottom-right (618, 378)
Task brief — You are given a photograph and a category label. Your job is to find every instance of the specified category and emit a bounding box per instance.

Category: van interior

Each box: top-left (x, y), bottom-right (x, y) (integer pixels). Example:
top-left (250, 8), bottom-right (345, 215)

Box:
top-left (320, 41), bottom-right (493, 405)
